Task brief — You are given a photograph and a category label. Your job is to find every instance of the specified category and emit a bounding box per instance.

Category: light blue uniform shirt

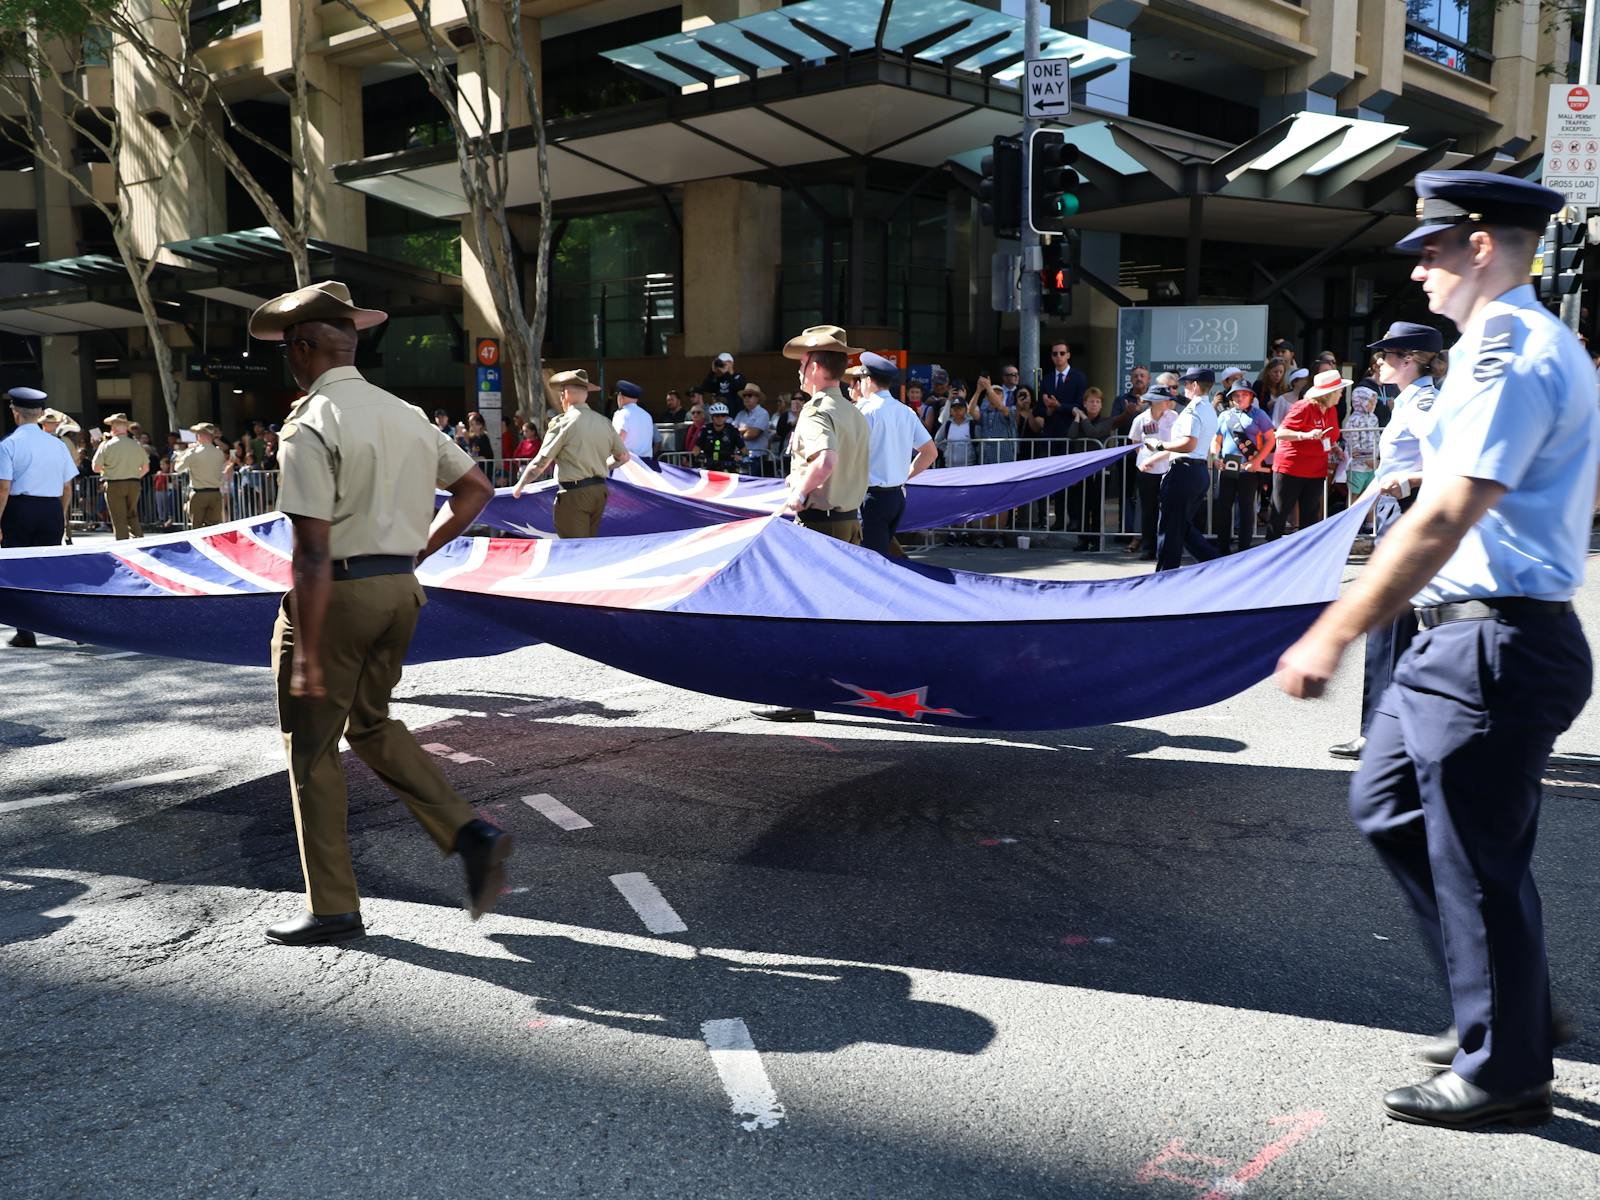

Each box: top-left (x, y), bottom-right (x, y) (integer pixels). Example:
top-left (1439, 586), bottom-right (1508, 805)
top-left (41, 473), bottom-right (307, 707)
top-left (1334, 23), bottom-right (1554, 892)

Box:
top-left (0, 422), bottom-right (78, 496)
top-left (1414, 285), bottom-right (1600, 605)
top-left (1172, 392), bottom-right (1219, 460)
top-left (1376, 377), bottom-right (1437, 479)
top-left (858, 389), bottom-right (932, 487)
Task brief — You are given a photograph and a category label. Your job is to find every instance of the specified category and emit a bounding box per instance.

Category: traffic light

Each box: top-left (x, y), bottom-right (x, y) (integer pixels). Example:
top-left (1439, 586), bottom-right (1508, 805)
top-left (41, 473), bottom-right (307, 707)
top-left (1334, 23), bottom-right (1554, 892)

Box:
top-left (1539, 220), bottom-right (1584, 299)
top-left (1029, 129), bottom-right (1082, 235)
top-left (979, 135), bottom-right (1023, 240)
top-left (1039, 236), bottom-right (1076, 317)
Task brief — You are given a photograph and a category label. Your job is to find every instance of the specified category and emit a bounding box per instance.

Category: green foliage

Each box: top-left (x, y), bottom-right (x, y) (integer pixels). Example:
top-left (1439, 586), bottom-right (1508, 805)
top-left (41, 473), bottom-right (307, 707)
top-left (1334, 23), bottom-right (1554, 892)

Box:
top-left (0, 0), bottom-right (117, 40)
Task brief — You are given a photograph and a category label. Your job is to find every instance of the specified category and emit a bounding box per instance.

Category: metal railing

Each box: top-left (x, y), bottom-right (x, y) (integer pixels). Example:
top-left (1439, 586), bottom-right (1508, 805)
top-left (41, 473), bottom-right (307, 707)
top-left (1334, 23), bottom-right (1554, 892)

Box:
top-left (69, 470), bottom-right (280, 534)
top-left (1404, 20), bottom-right (1493, 83)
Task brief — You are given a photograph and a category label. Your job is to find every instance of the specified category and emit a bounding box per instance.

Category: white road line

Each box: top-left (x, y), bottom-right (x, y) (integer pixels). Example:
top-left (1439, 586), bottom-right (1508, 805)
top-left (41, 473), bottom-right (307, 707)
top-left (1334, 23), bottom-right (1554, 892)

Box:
top-left (609, 872), bottom-right (688, 934)
top-left (591, 682), bottom-right (666, 703)
top-left (701, 1018), bottom-right (786, 1131)
top-left (521, 793), bottom-right (593, 831)
top-left (98, 766), bottom-right (216, 793)
top-left (0, 793), bottom-right (81, 815)
top-left (97, 650), bottom-right (140, 660)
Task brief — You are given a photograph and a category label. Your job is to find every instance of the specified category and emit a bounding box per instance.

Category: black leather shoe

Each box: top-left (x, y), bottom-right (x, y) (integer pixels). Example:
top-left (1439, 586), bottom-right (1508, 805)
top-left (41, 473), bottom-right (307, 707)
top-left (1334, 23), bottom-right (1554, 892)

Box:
top-left (1329, 736), bottom-right (1366, 759)
top-left (265, 911), bottom-right (364, 946)
top-left (7, 631), bottom-right (37, 648)
top-left (1417, 1017), bottom-right (1577, 1070)
top-left (752, 707), bottom-right (815, 722)
top-left (456, 819), bottom-right (514, 920)
top-left (1383, 1071), bottom-right (1552, 1129)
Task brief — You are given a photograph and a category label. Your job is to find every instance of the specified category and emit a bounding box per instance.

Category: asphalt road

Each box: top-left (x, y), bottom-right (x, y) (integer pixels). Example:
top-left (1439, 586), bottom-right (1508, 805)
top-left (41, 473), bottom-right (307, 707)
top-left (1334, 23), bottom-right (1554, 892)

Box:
top-left (2, 537), bottom-right (1597, 1199)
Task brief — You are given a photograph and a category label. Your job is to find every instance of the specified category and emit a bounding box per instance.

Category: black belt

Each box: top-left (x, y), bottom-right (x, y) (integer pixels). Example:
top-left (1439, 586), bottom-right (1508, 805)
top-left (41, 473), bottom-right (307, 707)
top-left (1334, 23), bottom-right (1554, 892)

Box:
top-left (1169, 456), bottom-right (1207, 466)
top-left (1416, 598), bottom-right (1575, 630)
top-left (332, 554), bottom-right (416, 581)
top-left (867, 484), bottom-right (905, 494)
top-left (558, 476), bottom-right (604, 492)
top-left (11, 493), bottom-right (62, 501)
top-left (191, 487), bottom-right (220, 493)
top-left (797, 507), bottom-right (859, 522)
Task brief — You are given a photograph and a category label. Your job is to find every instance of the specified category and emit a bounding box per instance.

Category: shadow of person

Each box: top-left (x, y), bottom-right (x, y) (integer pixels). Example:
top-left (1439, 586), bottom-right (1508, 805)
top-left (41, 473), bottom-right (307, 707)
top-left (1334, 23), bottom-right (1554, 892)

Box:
top-left (0, 872), bottom-right (86, 946)
top-left (354, 931), bottom-right (996, 1056)
top-left (0, 719), bottom-right (64, 749)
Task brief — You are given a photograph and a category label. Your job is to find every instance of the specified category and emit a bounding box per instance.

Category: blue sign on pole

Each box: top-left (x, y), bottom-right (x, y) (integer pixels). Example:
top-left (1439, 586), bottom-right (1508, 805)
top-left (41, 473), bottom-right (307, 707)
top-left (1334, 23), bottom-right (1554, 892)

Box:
top-left (477, 366), bottom-right (502, 392)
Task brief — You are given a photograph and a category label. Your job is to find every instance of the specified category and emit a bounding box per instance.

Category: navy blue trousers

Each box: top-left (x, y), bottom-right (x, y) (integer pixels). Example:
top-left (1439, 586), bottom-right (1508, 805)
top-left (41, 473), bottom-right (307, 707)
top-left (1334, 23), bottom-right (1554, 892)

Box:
top-left (1155, 460), bottom-right (1218, 571)
top-left (1349, 612), bottom-right (1591, 1090)
top-left (1, 494), bottom-right (65, 638)
top-left (860, 485), bottom-right (905, 557)
top-left (1358, 495), bottom-right (1417, 733)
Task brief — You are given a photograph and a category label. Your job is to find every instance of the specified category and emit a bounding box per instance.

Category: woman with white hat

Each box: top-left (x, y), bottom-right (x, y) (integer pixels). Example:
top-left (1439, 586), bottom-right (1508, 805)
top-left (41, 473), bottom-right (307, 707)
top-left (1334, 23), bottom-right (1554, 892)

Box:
top-left (1265, 367), bottom-right (1345, 541)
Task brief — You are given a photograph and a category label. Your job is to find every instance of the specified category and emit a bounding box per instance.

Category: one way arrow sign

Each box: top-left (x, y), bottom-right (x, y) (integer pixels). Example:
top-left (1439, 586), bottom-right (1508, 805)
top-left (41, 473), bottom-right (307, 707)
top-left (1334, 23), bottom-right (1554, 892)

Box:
top-left (1025, 56), bottom-right (1072, 120)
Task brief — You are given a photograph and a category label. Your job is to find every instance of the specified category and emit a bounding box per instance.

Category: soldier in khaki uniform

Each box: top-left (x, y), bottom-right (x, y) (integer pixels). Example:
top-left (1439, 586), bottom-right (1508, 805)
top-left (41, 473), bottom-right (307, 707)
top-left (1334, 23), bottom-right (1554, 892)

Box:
top-left (755, 325), bottom-right (872, 724)
top-left (247, 280), bottom-right (503, 947)
top-left (174, 423), bottom-right (227, 528)
top-left (90, 413), bottom-right (149, 539)
top-left (40, 407), bottom-right (81, 467)
top-left (510, 368), bottom-right (630, 538)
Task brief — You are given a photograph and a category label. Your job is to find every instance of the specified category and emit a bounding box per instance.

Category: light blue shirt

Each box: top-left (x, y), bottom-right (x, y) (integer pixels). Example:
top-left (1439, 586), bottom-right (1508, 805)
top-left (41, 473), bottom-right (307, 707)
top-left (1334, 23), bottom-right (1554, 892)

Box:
top-left (859, 389), bottom-right (932, 487)
top-left (1414, 285), bottom-right (1600, 605)
top-left (1172, 391), bottom-right (1219, 460)
top-left (1376, 377), bottom-right (1437, 479)
top-left (0, 422), bottom-right (78, 497)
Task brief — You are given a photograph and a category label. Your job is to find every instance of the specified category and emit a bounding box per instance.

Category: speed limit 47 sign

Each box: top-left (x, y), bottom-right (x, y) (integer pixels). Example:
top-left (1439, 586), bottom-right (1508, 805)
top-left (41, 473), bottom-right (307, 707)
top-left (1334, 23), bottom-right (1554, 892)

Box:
top-left (1544, 84), bottom-right (1600, 205)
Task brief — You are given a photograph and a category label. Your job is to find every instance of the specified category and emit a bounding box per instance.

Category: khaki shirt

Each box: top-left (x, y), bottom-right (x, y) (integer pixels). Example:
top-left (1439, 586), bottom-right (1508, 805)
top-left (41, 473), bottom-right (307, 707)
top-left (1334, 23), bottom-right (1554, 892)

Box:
top-left (174, 442), bottom-right (226, 489)
top-left (58, 433), bottom-right (81, 467)
top-left (91, 435), bottom-right (148, 480)
top-left (277, 365), bottom-right (475, 559)
top-left (530, 402), bottom-right (626, 484)
top-left (787, 386), bottom-right (869, 512)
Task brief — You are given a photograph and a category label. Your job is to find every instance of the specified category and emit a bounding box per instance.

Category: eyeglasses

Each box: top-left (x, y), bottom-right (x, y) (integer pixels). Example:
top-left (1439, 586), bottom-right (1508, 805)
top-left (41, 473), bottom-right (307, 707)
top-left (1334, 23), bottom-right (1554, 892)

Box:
top-left (1051, 349), bottom-right (1069, 357)
top-left (278, 337), bottom-right (318, 353)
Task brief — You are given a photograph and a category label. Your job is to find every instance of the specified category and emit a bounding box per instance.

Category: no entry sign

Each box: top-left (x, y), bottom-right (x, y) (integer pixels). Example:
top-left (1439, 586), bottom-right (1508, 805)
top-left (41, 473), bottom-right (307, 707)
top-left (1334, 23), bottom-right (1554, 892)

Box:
top-left (1544, 85), bottom-right (1600, 206)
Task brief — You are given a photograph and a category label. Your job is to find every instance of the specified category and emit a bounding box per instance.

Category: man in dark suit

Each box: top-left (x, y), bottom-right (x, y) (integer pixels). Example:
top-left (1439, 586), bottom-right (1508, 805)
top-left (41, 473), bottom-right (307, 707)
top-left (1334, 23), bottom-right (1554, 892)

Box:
top-left (1040, 341), bottom-right (1088, 412)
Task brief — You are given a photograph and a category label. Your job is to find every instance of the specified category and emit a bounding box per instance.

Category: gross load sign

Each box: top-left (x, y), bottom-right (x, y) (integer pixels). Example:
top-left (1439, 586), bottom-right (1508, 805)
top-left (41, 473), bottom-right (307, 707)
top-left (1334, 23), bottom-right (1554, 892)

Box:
top-left (1543, 85), bottom-right (1600, 206)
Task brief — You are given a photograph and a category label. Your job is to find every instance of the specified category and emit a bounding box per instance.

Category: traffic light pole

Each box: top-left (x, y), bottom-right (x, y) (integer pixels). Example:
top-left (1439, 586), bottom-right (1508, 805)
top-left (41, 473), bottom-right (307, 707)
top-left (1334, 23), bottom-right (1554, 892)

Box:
top-left (1018, 0), bottom-right (1041, 391)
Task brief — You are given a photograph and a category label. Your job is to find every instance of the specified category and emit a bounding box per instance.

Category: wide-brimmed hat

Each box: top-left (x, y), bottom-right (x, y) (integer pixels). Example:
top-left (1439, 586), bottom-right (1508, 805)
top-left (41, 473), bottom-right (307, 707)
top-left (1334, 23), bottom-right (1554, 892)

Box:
top-left (1226, 383), bottom-right (1256, 400)
top-left (550, 369), bottom-right (600, 392)
top-left (739, 382), bottom-right (765, 397)
top-left (41, 407), bottom-right (77, 430)
top-left (1303, 369), bottom-right (1351, 400)
top-left (248, 280), bottom-right (389, 341)
top-left (190, 422), bottom-right (222, 437)
top-left (782, 324), bottom-right (861, 360)
top-left (102, 412), bottom-right (132, 427)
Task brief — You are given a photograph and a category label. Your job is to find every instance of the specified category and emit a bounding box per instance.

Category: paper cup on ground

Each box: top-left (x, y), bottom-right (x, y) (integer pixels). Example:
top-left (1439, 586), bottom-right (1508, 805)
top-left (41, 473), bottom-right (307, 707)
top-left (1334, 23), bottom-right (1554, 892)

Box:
top-left (1016, 535), bottom-right (1031, 550)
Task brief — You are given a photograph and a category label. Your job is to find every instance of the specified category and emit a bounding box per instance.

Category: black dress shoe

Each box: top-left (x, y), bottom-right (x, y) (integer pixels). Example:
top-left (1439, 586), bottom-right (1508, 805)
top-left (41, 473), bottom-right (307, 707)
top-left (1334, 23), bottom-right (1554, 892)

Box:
top-left (456, 818), bottom-right (514, 920)
top-left (1383, 1071), bottom-right (1552, 1129)
top-left (265, 911), bottom-right (365, 946)
top-left (1417, 1017), bottom-right (1577, 1070)
top-left (1329, 736), bottom-right (1366, 759)
top-left (7, 631), bottom-right (37, 648)
top-left (753, 707), bottom-right (815, 722)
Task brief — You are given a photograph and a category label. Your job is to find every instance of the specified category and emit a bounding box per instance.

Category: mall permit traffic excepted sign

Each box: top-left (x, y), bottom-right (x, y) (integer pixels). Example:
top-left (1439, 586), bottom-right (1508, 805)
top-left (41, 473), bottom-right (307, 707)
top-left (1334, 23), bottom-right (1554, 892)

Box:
top-left (1543, 84), bottom-right (1600, 206)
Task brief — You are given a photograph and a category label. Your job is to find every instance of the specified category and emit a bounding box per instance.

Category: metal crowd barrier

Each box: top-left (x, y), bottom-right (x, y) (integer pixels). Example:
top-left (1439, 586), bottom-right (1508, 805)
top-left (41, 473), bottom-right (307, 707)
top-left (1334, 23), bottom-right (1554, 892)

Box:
top-left (68, 469), bottom-right (281, 534)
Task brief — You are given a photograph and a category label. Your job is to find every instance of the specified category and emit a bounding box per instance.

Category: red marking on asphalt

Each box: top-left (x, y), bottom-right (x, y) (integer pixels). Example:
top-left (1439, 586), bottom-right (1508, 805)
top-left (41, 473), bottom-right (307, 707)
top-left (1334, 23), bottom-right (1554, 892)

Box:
top-left (525, 1019), bottom-right (549, 1030)
top-left (1135, 1111), bottom-right (1326, 1199)
top-left (789, 734), bottom-right (841, 753)
top-left (978, 836), bottom-right (1019, 846)
top-left (1060, 935), bottom-right (1091, 946)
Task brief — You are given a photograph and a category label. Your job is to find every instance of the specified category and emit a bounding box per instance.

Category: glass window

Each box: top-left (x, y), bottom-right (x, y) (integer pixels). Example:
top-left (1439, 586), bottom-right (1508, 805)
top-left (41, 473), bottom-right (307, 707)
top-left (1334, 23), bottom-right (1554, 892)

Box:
top-left (543, 8), bottom-right (682, 120)
top-left (366, 198), bottom-right (463, 275)
top-left (549, 205), bottom-right (680, 357)
top-left (363, 74), bottom-right (454, 157)
top-left (1404, 0), bottom-right (1494, 81)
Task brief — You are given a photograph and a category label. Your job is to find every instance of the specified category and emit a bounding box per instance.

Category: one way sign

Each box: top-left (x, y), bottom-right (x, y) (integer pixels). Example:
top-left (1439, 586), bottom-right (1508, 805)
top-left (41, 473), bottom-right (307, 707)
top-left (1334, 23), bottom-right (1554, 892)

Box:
top-left (1025, 56), bottom-right (1071, 120)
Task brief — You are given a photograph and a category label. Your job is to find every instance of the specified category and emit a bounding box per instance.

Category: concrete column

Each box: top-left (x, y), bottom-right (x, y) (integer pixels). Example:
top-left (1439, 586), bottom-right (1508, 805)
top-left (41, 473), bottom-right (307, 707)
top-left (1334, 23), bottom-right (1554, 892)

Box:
top-left (1489, 0), bottom-right (1542, 155)
top-left (454, 11), bottom-right (541, 139)
top-left (682, 178), bottom-right (779, 357)
top-left (33, 65), bottom-right (87, 419)
top-left (1342, 0), bottom-right (1405, 118)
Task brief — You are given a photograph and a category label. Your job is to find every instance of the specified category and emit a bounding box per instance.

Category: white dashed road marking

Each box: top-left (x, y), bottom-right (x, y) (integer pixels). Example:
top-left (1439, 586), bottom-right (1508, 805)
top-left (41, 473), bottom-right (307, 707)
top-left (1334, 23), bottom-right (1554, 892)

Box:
top-left (521, 793), bottom-right (593, 831)
top-left (701, 1018), bottom-right (786, 1131)
top-left (99, 766), bottom-right (218, 793)
top-left (609, 872), bottom-right (688, 934)
top-left (0, 793), bottom-right (82, 816)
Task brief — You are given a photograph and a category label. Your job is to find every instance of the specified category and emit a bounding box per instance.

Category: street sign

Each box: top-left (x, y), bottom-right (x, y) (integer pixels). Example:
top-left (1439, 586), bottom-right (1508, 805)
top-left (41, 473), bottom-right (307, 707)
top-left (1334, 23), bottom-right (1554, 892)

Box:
top-left (1024, 56), bottom-right (1071, 120)
top-left (476, 337), bottom-right (500, 367)
top-left (1116, 304), bottom-right (1269, 395)
top-left (1543, 84), bottom-right (1600, 206)
top-left (184, 354), bottom-right (274, 383)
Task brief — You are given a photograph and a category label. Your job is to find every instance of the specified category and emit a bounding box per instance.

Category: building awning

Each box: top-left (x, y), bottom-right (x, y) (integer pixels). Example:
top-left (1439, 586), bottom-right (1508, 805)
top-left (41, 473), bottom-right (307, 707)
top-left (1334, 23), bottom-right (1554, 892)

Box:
top-left (944, 110), bottom-right (1538, 250)
top-left (0, 257), bottom-right (184, 337)
top-left (333, 0), bottom-right (1130, 218)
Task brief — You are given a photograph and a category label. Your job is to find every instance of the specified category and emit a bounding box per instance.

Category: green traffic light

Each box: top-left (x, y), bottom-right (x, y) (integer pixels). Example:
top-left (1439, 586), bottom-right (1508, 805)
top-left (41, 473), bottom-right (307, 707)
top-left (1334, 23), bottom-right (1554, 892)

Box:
top-left (1052, 194), bottom-right (1080, 217)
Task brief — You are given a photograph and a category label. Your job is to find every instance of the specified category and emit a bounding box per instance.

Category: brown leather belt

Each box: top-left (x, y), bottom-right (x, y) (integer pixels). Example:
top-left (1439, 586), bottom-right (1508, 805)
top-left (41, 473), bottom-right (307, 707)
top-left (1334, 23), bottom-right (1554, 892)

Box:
top-left (558, 476), bottom-right (604, 492)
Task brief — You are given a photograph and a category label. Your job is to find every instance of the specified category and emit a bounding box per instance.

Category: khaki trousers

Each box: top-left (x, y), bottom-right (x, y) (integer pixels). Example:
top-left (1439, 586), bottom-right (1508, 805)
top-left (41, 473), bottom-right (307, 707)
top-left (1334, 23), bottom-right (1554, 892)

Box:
top-left (271, 574), bottom-right (477, 914)
top-left (797, 512), bottom-right (863, 545)
top-left (187, 489), bottom-right (223, 529)
top-left (104, 479), bottom-right (142, 540)
top-left (554, 483), bottom-right (607, 539)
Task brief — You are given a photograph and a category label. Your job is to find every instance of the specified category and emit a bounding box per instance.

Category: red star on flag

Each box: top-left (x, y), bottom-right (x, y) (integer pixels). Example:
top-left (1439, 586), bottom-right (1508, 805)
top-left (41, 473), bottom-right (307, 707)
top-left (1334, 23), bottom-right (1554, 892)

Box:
top-left (831, 680), bottom-right (971, 721)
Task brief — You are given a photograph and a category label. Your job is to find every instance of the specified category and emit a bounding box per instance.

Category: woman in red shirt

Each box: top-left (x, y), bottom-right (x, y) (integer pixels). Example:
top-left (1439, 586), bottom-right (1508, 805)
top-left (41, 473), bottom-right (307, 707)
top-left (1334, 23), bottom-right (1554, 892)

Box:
top-left (1265, 367), bottom-right (1345, 540)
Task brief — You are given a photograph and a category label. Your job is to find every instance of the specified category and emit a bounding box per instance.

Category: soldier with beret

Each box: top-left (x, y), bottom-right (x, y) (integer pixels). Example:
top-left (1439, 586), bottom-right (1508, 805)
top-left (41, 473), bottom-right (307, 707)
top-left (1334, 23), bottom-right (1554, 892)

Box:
top-left (90, 411), bottom-right (149, 539)
top-left (1328, 320), bottom-right (1444, 760)
top-left (247, 280), bottom-right (504, 946)
top-left (512, 369), bottom-right (630, 538)
top-left (1278, 171), bottom-right (1599, 1129)
top-left (174, 423), bottom-right (228, 529)
top-left (0, 387), bottom-right (80, 647)
top-left (611, 379), bottom-right (655, 464)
